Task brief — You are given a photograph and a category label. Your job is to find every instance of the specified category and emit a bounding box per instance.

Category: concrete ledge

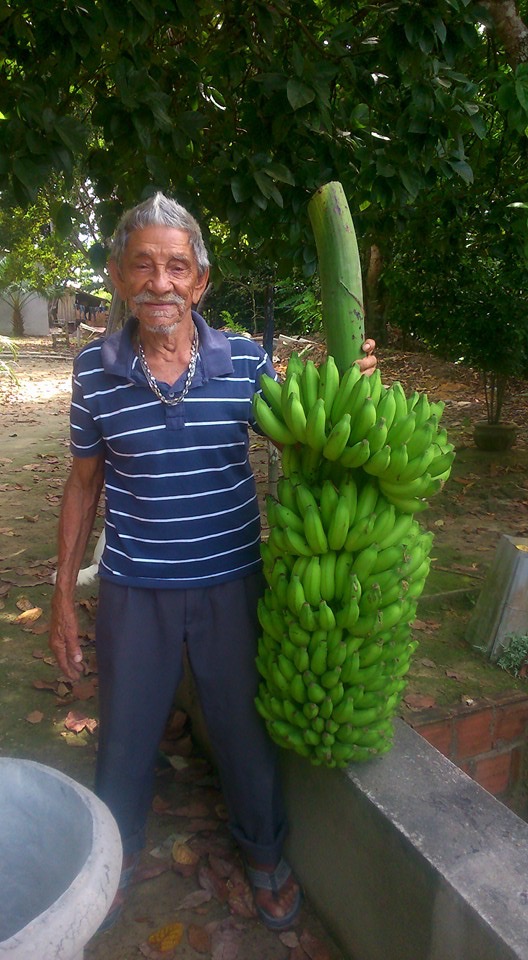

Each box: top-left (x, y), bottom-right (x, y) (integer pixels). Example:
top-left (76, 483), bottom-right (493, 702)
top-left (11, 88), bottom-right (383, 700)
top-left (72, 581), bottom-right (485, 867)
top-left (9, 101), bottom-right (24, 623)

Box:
top-left (282, 719), bottom-right (528, 960)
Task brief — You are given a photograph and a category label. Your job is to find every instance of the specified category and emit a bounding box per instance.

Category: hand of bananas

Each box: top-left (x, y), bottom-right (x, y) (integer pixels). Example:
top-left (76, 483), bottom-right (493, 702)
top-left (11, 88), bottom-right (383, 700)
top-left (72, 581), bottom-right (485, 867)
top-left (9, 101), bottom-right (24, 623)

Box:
top-left (252, 352), bottom-right (454, 769)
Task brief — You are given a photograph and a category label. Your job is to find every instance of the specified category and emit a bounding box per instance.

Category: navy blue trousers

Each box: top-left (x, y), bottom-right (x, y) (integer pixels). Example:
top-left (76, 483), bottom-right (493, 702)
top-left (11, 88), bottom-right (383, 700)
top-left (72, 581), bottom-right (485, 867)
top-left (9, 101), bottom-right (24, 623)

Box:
top-left (94, 573), bottom-right (287, 863)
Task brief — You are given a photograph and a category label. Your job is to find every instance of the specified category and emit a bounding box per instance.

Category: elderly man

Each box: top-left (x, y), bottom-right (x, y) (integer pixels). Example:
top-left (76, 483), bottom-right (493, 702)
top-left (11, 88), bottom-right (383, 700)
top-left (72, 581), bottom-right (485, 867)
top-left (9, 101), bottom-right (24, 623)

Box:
top-left (49, 192), bottom-right (376, 931)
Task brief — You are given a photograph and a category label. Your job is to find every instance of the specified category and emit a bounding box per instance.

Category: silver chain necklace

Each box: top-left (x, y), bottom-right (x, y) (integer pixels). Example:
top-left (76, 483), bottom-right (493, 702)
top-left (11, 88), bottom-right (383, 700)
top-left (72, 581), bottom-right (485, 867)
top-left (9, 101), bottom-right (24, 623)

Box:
top-left (138, 326), bottom-right (199, 406)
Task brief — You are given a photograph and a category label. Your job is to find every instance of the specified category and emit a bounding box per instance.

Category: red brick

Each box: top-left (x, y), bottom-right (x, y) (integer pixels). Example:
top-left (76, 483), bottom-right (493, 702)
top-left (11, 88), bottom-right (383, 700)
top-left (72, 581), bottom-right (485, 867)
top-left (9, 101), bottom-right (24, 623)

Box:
top-left (472, 752), bottom-right (512, 796)
top-left (416, 721), bottom-right (453, 758)
top-left (454, 709), bottom-right (493, 760)
top-left (509, 746), bottom-right (523, 786)
top-left (494, 702), bottom-right (528, 745)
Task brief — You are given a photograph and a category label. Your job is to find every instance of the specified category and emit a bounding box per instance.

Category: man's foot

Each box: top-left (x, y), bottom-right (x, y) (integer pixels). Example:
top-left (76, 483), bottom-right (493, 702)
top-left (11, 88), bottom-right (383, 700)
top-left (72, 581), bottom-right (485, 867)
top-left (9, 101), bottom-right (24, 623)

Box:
top-left (244, 856), bottom-right (302, 931)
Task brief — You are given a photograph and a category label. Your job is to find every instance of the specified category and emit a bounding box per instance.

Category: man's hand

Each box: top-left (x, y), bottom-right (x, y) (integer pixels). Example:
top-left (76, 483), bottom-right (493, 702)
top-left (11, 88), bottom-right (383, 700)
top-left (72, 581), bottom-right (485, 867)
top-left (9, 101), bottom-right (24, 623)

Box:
top-left (357, 338), bottom-right (377, 376)
top-left (49, 597), bottom-right (84, 681)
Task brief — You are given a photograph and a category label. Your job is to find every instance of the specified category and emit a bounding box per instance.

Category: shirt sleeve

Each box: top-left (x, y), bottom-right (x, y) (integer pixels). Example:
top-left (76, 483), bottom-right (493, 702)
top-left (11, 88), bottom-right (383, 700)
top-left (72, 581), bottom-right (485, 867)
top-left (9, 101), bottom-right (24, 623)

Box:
top-left (69, 366), bottom-right (105, 458)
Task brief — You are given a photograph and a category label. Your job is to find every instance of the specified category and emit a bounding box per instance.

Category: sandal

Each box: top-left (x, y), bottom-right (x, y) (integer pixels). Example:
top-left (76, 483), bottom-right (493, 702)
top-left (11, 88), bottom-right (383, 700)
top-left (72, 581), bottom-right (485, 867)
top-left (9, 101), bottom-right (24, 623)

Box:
top-left (245, 857), bottom-right (302, 931)
top-left (97, 851), bottom-right (140, 933)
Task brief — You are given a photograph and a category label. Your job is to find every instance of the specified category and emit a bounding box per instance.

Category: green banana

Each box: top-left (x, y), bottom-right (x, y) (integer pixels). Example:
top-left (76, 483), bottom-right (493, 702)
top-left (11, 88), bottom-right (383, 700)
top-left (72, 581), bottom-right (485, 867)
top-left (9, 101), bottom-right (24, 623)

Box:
top-left (366, 417), bottom-right (388, 454)
top-left (320, 550), bottom-right (337, 602)
top-left (327, 496), bottom-right (351, 551)
top-left (282, 526), bottom-right (313, 557)
top-left (339, 438), bottom-right (371, 469)
top-left (295, 481), bottom-right (319, 516)
top-left (347, 396), bottom-right (377, 445)
top-left (355, 480), bottom-right (379, 521)
top-left (300, 359), bottom-right (320, 414)
top-left (301, 554), bottom-right (321, 606)
top-left (363, 444), bottom-right (392, 477)
top-left (286, 574), bottom-right (306, 617)
top-left (379, 443), bottom-right (409, 482)
top-left (319, 479), bottom-right (340, 531)
top-left (284, 392), bottom-right (308, 444)
top-left (259, 374), bottom-right (283, 419)
top-left (304, 503), bottom-right (329, 554)
top-left (274, 502), bottom-right (305, 536)
top-left (376, 388), bottom-right (397, 430)
top-left (330, 362), bottom-right (362, 423)
top-left (322, 413), bottom-right (352, 461)
top-left (352, 544), bottom-right (380, 582)
top-left (405, 418), bottom-right (436, 461)
top-left (386, 410), bottom-right (416, 448)
top-left (318, 355), bottom-right (341, 417)
top-left (305, 397), bottom-right (328, 451)
top-left (317, 600), bottom-right (337, 631)
top-left (253, 393), bottom-right (296, 446)
top-left (276, 476), bottom-right (300, 514)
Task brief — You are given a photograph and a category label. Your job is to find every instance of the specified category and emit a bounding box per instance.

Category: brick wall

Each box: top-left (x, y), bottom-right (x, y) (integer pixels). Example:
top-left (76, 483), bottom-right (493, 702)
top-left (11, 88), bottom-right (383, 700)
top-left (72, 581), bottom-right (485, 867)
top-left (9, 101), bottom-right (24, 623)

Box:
top-left (405, 691), bottom-right (528, 811)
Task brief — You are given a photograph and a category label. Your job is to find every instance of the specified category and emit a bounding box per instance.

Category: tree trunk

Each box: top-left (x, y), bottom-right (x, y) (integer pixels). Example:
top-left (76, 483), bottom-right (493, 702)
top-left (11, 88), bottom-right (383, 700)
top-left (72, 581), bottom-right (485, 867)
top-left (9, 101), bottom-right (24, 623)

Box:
top-left (263, 282), bottom-right (279, 498)
top-left (12, 305), bottom-right (24, 337)
top-left (105, 290), bottom-right (125, 335)
top-left (364, 243), bottom-right (387, 345)
top-left (482, 0), bottom-right (528, 66)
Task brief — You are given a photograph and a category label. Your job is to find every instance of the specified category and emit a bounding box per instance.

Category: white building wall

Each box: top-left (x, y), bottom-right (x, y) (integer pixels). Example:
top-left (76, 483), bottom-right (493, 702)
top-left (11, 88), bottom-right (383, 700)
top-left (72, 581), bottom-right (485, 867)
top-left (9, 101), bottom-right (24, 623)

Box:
top-left (0, 293), bottom-right (49, 336)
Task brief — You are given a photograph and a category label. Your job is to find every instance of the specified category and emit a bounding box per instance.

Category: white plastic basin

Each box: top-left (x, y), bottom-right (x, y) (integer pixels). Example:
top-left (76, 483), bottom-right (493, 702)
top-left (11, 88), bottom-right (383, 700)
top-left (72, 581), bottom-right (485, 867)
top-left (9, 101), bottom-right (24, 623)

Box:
top-left (0, 758), bottom-right (122, 959)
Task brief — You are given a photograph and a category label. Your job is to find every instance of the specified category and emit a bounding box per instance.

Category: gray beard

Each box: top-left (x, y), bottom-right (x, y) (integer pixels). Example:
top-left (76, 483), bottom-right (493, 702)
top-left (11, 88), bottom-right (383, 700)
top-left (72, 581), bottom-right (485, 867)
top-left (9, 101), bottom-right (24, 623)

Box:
top-left (144, 320), bottom-right (181, 335)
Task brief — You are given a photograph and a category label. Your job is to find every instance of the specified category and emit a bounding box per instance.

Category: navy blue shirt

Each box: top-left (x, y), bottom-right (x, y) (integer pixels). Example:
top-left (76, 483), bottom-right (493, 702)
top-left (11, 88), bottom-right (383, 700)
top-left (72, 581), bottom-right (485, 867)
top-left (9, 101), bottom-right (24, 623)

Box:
top-left (70, 312), bottom-right (276, 588)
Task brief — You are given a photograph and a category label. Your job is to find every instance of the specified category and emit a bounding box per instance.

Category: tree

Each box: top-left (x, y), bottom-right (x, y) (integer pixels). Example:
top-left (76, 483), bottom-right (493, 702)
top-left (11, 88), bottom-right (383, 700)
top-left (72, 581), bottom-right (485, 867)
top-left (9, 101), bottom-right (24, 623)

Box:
top-left (0, 0), bottom-right (485, 284)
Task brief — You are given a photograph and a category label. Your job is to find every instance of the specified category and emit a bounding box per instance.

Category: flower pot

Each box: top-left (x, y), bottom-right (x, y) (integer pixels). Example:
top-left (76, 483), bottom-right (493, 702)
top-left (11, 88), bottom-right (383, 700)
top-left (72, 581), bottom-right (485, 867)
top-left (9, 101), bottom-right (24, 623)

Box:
top-left (473, 420), bottom-right (518, 452)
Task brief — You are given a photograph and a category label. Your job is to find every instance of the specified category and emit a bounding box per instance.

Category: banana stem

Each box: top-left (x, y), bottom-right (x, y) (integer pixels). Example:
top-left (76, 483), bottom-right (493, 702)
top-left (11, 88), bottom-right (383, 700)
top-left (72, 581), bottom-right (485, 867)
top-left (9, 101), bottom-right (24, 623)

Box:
top-left (308, 182), bottom-right (365, 375)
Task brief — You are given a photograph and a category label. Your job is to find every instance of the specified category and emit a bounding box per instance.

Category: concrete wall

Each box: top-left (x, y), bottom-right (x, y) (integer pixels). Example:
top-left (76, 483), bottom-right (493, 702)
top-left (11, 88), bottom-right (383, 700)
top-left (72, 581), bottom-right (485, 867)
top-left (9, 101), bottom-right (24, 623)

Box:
top-left (282, 720), bottom-right (528, 960)
top-left (0, 293), bottom-right (49, 336)
top-left (179, 662), bottom-right (528, 960)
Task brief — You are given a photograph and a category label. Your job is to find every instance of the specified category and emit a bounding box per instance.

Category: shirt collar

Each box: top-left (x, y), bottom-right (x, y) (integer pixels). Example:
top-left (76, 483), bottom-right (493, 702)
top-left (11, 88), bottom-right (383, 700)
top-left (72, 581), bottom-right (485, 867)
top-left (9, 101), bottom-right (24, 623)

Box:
top-left (100, 311), bottom-right (234, 381)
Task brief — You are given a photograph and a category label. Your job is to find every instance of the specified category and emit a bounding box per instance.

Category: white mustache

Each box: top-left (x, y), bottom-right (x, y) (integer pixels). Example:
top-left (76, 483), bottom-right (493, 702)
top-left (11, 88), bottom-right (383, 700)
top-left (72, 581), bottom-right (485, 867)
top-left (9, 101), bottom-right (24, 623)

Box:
top-left (133, 292), bottom-right (186, 306)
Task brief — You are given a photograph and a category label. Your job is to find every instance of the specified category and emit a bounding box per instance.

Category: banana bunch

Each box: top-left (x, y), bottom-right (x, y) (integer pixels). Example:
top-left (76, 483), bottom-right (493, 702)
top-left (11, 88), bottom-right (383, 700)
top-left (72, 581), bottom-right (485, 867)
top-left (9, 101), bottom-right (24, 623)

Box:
top-left (256, 473), bottom-right (434, 767)
top-left (253, 352), bottom-right (453, 768)
top-left (253, 353), bottom-right (455, 512)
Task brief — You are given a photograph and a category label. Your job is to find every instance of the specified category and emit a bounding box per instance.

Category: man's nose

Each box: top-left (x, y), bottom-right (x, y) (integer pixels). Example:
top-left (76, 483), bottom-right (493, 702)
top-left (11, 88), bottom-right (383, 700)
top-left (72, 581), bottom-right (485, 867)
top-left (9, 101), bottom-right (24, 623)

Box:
top-left (147, 266), bottom-right (174, 291)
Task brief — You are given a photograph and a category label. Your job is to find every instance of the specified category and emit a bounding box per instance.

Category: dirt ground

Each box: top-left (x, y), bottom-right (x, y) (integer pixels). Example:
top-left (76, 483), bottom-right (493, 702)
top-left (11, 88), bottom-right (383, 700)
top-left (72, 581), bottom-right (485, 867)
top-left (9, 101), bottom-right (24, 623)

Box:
top-left (2, 334), bottom-right (528, 959)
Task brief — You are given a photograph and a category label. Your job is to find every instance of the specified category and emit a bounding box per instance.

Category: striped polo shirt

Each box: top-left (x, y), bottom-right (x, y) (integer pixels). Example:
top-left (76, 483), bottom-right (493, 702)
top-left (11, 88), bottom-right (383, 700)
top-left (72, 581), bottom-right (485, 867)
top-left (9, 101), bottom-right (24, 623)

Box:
top-left (70, 311), bottom-right (276, 589)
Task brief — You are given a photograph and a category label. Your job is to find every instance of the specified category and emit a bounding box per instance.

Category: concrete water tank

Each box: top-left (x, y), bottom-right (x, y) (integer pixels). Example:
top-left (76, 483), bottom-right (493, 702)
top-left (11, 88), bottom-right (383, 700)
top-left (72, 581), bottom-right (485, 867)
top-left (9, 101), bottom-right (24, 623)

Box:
top-left (0, 758), bottom-right (122, 959)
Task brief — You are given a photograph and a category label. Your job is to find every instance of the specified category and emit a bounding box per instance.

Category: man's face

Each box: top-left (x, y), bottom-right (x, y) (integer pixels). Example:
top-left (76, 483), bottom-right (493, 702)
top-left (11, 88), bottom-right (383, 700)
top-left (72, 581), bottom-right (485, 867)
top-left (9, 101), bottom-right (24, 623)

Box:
top-left (108, 225), bottom-right (209, 335)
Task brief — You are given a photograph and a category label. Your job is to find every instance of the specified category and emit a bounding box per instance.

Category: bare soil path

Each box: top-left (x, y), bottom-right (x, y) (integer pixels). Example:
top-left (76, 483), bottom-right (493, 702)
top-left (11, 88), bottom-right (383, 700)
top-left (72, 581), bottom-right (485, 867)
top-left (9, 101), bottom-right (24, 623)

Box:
top-left (2, 335), bottom-right (528, 959)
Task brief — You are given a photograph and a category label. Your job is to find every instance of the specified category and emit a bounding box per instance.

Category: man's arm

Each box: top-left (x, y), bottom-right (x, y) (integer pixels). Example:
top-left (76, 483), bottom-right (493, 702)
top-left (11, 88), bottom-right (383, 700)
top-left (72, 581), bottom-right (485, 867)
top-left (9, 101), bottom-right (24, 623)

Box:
top-left (49, 452), bottom-right (105, 680)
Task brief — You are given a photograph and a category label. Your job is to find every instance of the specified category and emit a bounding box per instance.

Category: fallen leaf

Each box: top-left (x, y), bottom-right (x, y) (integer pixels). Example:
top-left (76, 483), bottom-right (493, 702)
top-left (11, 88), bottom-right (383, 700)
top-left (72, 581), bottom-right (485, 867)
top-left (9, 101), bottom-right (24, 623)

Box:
top-left (14, 606), bottom-right (42, 624)
top-left (417, 657), bottom-right (437, 669)
top-left (133, 862), bottom-right (171, 885)
top-left (187, 924), bottom-right (211, 954)
top-left (210, 921), bottom-right (242, 960)
top-left (64, 710), bottom-right (97, 734)
top-left (147, 922), bottom-right (184, 952)
top-left (280, 931), bottom-right (300, 948)
top-left (173, 800), bottom-right (210, 819)
top-left (26, 710), bottom-right (44, 724)
top-left (445, 669), bottom-right (467, 681)
top-left (178, 889), bottom-right (212, 910)
top-left (198, 865), bottom-right (229, 902)
top-left (70, 679), bottom-right (97, 701)
top-left (403, 693), bottom-right (437, 711)
top-left (299, 929), bottom-right (333, 960)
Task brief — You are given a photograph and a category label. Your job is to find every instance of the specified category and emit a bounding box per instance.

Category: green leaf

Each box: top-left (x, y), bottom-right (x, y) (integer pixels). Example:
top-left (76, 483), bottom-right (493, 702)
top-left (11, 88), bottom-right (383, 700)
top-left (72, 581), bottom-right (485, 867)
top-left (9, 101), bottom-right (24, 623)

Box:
top-left (54, 202), bottom-right (74, 240)
top-left (130, 0), bottom-right (156, 24)
top-left (88, 242), bottom-right (108, 273)
top-left (231, 175), bottom-right (253, 203)
top-left (287, 78), bottom-right (315, 111)
top-left (263, 162), bottom-right (295, 185)
top-left (448, 159), bottom-right (473, 183)
top-left (12, 156), bottom-right (45, 195)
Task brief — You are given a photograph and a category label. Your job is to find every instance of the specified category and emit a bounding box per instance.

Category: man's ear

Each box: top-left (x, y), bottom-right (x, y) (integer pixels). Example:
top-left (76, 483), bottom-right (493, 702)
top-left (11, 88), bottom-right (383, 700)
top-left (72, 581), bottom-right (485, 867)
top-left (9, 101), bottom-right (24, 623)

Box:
top-left (108, 258), bottom-right (127, 299)
top-left (192, 267), bottom-right (210, 307)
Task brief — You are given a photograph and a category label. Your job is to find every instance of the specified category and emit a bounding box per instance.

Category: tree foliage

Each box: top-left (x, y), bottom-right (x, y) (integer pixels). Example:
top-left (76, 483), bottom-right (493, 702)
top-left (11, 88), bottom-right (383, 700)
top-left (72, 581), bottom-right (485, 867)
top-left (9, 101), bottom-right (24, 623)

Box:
top-left (0, 0), bottom-right (486, 278)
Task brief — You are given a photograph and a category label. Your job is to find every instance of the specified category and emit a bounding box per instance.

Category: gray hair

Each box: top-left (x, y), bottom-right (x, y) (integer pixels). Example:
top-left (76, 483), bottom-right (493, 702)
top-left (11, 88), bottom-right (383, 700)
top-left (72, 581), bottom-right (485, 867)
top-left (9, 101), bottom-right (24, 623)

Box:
top-left (110, 192), bottom-right (210, 276)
